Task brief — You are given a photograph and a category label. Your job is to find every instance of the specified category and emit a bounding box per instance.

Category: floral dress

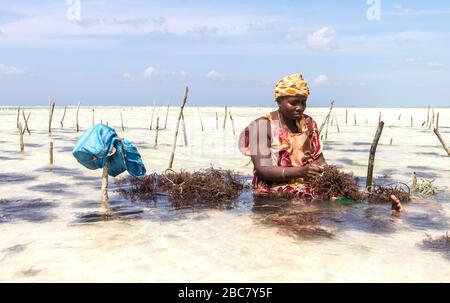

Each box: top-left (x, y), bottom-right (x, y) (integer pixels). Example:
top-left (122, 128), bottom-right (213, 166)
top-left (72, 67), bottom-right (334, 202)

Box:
top-left (239, 113), bottom-right (323, 199)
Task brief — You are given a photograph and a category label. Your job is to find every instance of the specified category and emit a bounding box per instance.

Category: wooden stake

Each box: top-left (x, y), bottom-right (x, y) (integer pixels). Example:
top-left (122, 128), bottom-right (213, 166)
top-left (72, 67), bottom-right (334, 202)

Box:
top-left (436, 112), bottom-right (439, 130)
top-left (426, 105), bottom-right (430, 128)
top-left (101, 162), bottom-right (109, 210)
top-left (398, 114), bottom-right (401, 120)
top-left (164, 104), bottom-right (170, 129)
top-left (229, 110), bottom-right (236, 137)
top-left (49, 141), bottom-right (53, 165)
top-left (120, 112), bottom-right (125, 131)
top-left (319, 100), bottom-right (334, 133)
top-left (21, 110), bottom-right (31, 135)
top-left (354, 114), bottom-right (357, 126)
top-left (334, 110), bottom-right (340, 133)
top-left (378, 112), bottom-right (382, 124)
top-left (76, 101), bottom-right (81, 132)
top-left (168, 87), bottom-right (189, 169)
top-left (223, 106), bottom-right (228, 129)
top-left (366, 121), bottom-right (385, 190)
top-left (433, 128), bottom-right (450, 156)
top-left (430, 109), bottom-right (435, 129)
top-left (197, 107), bottom-right (204, 132)
top-left (48, 97), bottom-right (55, 136)
top-left (150, 102), bottom-right (156, 130)
top-left (154, 116), bottom-right (160, 148)
top-left (92, 108), bottom-right (95, 126)
top-left (17, 107), bottom-right (20, 129)
top-left (345, 109), bottom-right (348, 124)
top-left (325, 111), bottom-right (331, 140)
top-left (389, 138), bottom-right (393, 145)
top-left (181, 112), bottom-right (188, 146)
top-left (216, 112), bottom-right (218, 130)
top-left (18, 122), bottom-right (24, 153)
top-left (411, 116), bottom-right (413, 127)
top-left (60, 105), bottom-right (67, 128)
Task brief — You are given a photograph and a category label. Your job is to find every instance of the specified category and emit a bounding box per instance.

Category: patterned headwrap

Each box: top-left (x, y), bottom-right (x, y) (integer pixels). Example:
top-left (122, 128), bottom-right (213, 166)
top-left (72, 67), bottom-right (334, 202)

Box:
top-left (274, 73), bottom-right (310, 101)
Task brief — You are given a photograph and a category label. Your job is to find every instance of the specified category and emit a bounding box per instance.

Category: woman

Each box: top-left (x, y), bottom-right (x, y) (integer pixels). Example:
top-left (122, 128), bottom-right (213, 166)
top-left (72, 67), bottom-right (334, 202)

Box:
top-left (239, 73), bottom-right (326, 199)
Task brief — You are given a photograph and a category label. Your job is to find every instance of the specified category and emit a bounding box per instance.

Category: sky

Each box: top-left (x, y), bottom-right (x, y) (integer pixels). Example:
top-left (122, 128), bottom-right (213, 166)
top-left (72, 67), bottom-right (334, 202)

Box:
top-left (0, 0), bottom-right (449, 107)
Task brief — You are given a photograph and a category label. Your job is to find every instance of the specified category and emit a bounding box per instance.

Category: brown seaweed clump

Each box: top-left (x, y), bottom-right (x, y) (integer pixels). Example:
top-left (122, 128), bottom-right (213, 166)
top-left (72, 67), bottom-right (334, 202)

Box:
top-left (368, 184), bottom-right (411, 203)
top-left (310, 165), bottom-right (366, 201)
top-left (115, 168), bottom-right (245, 209)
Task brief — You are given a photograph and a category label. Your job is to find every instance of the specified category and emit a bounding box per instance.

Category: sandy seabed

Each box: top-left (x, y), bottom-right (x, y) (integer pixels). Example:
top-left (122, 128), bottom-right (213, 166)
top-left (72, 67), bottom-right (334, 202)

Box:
top-left (0, 105), bottom-right (449, 282)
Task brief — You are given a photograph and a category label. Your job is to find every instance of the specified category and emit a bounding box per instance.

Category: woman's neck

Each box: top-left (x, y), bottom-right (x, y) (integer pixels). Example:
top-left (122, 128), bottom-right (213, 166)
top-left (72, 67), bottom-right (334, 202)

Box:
top-left (277, 110), bottom-right (299, 133)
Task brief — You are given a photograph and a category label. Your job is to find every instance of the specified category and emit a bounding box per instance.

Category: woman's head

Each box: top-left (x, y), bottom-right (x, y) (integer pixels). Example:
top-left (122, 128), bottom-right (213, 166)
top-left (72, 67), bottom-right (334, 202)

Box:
top-left (275, 73), bottom-right (309, 120)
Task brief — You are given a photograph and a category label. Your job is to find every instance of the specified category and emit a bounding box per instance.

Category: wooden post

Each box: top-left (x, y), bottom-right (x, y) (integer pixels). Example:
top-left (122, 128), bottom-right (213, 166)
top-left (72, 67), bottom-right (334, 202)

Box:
top-left (101, 162), bottom-right (109, 211)
top-left (17, 107), bottom-right (20, 129)
top-left (398, 114), bottom-right (401, 120)
top-left (319, 100), bottom-right (334, 133)
top-left (18, 122), bottom-right (24, 153)
top-left (49, 141), bottom-right (53, 165)
top-left (181, 112), bottom-right (188, 146)
top-left (345, 109), bottom-right (348, 124)
top-left (197, 107), bottom-right (204, 132)
top-left (378, 112), bottom-right (382, 124)
top-left (150, 103), bottom-right (156, 130)
top-left (412, 172), bottom-right (417, 190)
top-left (22, 110), bottom-right (31, 135)
top-left (389, 138), bottom-right (393, 145)
top-left (120, 112), bottom-right (125, 131)
top-left (436, 112), bottom-right (439, 130)
top-left (76, 101), bottom-right (81, 132)
top-left (366, 121), bottom-right (385, 190)
top-left (411, 116), bottom-right (413, 127)
top-left (426, 104), bottom-right (430, 128)
top-left (164, 104), bottom-right (170, 129)
top-left (433, 128), bottom-right (450, 156)
top-left (223, 106), bottom-right (228, 129)
top-left (325, 110), bottom-right (331, 140)
top-left (168, 87), bottom-right (189, 169)
top-left (229, 110), bottom-right (236, 137)
top-left (330, 116), bottom-right (334, 126)
top-left (430, 109), bottom-right (435, 129)
top-left (92, 108), bottom-right (95, 126)
top-left (334, 110), bottom-right (340, 133)
top-left (216, 112), bottom-right (218, 130)
top-left (60, 105), bottom-right (67, 128)
top-left (48, 97), bottom-right (55, 136)
top-left (154, 116), bottom-right (160, 148)
top-left (354, 114), bottom-right (357, 126)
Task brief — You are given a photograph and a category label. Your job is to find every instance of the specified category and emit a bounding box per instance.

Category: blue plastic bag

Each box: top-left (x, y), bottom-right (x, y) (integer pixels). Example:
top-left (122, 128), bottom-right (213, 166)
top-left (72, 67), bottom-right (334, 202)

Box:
top-left (72, 124), bottom-right (146, 178)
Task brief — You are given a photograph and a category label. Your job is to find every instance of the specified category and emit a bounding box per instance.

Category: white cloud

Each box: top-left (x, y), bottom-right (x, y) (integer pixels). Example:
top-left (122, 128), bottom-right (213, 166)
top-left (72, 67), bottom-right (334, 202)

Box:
top-left (123, 66), bottom-right (186, 81)
top-left (307, 26), bottom-right (337, 51)
top-left (314, 74), bottom-right (329, 85)
top-left (206, 69), bottom-right (223, 79)
top-left (0, 64), bottom-right (29, 76)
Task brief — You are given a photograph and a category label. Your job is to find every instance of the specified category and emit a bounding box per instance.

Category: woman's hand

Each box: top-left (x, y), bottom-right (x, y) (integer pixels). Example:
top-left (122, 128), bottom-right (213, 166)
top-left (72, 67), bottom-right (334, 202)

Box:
top-left (298, 163), bottom-right (324, 179)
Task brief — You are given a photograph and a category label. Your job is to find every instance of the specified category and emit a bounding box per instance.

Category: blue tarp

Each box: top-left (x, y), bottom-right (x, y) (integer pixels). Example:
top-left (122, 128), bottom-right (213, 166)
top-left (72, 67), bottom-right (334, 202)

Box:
top-left (72, 124), bottom-right (146, 178)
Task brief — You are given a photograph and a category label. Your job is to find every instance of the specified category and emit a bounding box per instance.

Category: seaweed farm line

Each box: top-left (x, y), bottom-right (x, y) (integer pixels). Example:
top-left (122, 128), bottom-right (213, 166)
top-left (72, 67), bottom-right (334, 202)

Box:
top-left (1, 106), bottom-right (449, 282)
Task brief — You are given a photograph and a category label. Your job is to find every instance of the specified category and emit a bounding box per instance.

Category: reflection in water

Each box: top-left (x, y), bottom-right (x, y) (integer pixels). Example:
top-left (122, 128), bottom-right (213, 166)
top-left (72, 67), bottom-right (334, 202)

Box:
top-left (0, 198), bottom-right (56, 223)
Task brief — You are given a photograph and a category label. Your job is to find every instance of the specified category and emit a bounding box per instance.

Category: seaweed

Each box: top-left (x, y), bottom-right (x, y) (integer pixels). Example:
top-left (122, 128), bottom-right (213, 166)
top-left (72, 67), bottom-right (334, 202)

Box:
top-left (115, 168), bottom-right (245, 209)
top-left (310, 165), bottom-right (366, 201)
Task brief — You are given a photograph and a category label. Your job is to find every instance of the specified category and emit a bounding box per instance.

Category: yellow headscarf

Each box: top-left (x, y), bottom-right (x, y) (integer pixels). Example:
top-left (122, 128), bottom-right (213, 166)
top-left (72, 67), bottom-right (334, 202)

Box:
top-left (274, 73), bottom-right (310, 101)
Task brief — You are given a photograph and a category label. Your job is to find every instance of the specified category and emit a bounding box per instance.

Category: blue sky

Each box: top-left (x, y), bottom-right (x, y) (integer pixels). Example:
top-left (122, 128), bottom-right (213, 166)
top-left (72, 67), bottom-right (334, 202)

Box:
top-left (0, 0), bottom-right (449, 106)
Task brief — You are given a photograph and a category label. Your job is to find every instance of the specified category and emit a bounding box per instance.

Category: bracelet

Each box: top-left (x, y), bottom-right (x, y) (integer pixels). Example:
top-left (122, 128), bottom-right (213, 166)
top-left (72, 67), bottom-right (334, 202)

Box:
top-left (282, 168), bottom-right (286, 180)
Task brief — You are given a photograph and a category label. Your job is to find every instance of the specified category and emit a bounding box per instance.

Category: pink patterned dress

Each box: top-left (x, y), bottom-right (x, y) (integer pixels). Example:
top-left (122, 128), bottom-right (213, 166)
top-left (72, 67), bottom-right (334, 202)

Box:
top-left (239, 113), bottom-right (323, 199)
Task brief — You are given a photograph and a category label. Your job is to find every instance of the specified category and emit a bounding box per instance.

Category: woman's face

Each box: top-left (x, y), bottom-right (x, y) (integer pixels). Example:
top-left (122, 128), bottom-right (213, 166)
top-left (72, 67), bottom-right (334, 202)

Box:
top-left (277, 95), bottom-right (307, 120)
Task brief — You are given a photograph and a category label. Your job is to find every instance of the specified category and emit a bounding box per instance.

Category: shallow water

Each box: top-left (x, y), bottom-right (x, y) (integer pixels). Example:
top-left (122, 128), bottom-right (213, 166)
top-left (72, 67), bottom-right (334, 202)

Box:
top-left (0, 106), bottom-right (449, 282)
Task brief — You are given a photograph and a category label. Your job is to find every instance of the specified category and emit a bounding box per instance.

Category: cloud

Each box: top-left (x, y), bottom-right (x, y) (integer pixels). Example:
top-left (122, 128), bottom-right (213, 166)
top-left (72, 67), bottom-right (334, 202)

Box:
top-left (307, 26), bottom-right (337, 51)
top-left (428, 61), bottom-right (444, 67)
top-left (0, 64), bottom-right (29, 76)
top-left (314, 74), bottom-right (329, 85)
top-left (123, 66), bottom-right (187, 81)
top-left (206, 69), bottom-right (223, 79)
